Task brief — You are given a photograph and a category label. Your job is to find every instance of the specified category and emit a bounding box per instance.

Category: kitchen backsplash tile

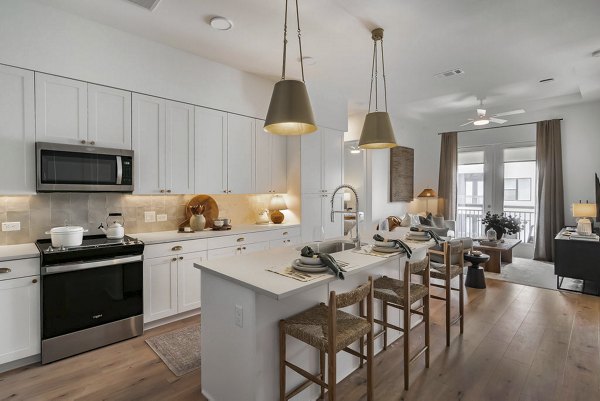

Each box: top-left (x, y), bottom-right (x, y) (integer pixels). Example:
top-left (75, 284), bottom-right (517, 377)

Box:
top-left (0, 193), bottom-right (296, 245)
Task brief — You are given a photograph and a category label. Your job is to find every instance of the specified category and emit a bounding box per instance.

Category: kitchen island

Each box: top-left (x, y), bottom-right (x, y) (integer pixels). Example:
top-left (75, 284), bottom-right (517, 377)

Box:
top-left (195, 237), bottom-right (432, 401)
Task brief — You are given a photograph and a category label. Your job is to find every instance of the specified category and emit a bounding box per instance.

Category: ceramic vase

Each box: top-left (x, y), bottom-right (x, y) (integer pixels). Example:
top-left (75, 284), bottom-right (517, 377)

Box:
top-left (190, 214), bottom-right (206, 231)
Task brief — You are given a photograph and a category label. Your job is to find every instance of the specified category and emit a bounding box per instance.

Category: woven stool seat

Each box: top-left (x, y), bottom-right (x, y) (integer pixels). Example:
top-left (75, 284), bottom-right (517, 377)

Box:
top-left (373, 276), bottom-right (429, 305)
top-left (284, 304), bottom-right (371, 353)
top-left (430, 261), bottom-right (462, 280)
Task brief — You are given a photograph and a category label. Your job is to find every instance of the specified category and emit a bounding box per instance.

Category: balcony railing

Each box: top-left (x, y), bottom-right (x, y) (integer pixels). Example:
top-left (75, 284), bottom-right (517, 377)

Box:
top-left (456, 206), bottom-right (536, 243)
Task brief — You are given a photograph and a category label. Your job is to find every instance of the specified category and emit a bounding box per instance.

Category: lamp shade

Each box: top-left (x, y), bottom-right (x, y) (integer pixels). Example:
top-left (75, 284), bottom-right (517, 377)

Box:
top-left (358, 111), bottom-right (397, 149)
top-left (269, 195), bottom-right (288, 211)
top-left (343, 192), bottom-right (352, 202)
top-left (573, 203), bottom-right (597, 218)
top-left (417, 188), bottom-right (437, 198)
top-left (264, 80), bottom-right (317, 135)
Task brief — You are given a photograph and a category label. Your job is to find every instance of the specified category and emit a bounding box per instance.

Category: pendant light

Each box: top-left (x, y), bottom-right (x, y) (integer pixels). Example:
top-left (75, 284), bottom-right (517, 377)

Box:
top-left (264, 0), bottom-right (317, 135)
top-left (358, 28), bottom-right (397, 149)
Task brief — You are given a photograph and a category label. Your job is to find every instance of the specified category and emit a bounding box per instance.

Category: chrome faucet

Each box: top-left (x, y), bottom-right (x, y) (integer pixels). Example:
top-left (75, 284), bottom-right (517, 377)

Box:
top-left (330, 184), bottom-right (361, 249)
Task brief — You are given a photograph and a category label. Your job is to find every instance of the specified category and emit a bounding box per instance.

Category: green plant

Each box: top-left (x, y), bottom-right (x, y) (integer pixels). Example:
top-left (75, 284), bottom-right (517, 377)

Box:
top-left (481, 212), bottom-right (522, 236)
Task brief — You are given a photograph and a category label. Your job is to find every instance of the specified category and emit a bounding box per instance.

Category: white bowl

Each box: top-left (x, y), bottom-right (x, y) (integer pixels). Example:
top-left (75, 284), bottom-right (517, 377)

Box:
top-left (300, 255), bottom-right (323, 265)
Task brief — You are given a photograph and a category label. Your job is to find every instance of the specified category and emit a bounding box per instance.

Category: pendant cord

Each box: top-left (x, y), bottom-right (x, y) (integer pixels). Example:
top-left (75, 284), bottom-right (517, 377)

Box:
top-left (295, 0), bottom-right (305, 82)
top-left (281, 0), bottom-right (289, 80)
top-left (368, 41), bottom-right (376, 113)
top-left (374, 40), bottom-right (379, 111)
top-left (381, 38), bottom-right (388, 111)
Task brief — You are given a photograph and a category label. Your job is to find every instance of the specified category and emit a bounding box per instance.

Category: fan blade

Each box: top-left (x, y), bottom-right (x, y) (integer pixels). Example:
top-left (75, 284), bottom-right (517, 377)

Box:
top-left (493, 109), bottom-right (525, 117)
top-left (460, 121), bottom-right (474, 127)
top-left (477, 108), bottom-right (486, 116)
top-left (490, 117), bottom-right (507, 124)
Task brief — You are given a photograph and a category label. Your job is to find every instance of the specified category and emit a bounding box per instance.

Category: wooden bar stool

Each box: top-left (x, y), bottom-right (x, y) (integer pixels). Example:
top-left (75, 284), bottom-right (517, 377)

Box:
top-left (364, 257), bottom-right (431, 390)
top-left (427, 240), bottom-right (466, 346)
top-left (279, 277), bottom-right (374, 401)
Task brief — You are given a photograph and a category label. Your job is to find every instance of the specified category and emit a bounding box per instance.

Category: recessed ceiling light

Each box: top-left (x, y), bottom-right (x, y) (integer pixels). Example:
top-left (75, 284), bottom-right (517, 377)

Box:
top-left (209, 16), bottom-right (233, 31)
top-left (539, 78), bottom-right (554, 83)
top-left (592, 49), bottom-right (600, 57)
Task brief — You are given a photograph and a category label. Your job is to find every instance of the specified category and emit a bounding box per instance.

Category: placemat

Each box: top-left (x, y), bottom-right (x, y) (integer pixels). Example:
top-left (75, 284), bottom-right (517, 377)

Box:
top-left (266, 265), bottom-right (328, 282)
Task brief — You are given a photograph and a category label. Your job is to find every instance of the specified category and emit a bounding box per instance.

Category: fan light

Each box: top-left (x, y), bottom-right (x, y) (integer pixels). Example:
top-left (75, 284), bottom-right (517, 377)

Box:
top-left (473, 117), bottom-right (490, 126)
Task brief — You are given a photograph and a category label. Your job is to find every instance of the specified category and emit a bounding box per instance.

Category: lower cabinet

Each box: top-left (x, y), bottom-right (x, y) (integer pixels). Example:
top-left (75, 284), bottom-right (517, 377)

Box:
top-left (0, 274), bottom-right (40, 365)
top-left (206, 241), bottom-right (270, 259)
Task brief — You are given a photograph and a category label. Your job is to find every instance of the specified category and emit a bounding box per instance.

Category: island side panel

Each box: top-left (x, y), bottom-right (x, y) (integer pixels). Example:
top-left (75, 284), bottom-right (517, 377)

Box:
top-left (201, 271), bottom-right (258, 401)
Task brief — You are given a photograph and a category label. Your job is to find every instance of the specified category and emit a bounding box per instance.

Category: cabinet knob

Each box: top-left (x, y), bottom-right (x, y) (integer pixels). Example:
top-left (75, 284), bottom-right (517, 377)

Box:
top-left (32, 278), bottom-right (38, 284)
top-left (160, 189), bottom-right (165, 193)
top-left (172, 245), bottom-right (183, 251)
top-left (90, 141), bottom-right (96, 145)
top-left (236, 247), bottom-right (241, 251)
top-left (80, 140), bottom-right (86, 144)
top-left (179, 256), bottom-right (183, 260)
top-left (223, 190), bottom-right (227, 193)
top-left (167, 189), bottom-right (172, 193)
top-left (172, 257), bottom-right (177, 262)
top-left (242, 246), bottom-right (246, 250)
top-left (0, 267), bottom-right (11, 274)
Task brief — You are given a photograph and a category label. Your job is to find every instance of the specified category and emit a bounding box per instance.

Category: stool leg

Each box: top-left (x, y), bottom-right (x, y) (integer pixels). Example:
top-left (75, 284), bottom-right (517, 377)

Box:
top-left (319, 351), bottom-right (325, 400)
top-left (279, 320), bottom-right (286, 401)
top-left (367, 318), bottom-right (374, 400)
top-left (424, 294), bottom-right (430, 368)
top-left (359, 300), bottom-right (364, 368)
top-left (328, 352), bottom-right (336, 401)
top-left (383, 300), bottom-right (388, 350)
top-left (459, 273), bottom-right (464, 335)
top-left (403, 303), bottom-right (410, 390)
top-left (445, 280), bottom-right (451, 347)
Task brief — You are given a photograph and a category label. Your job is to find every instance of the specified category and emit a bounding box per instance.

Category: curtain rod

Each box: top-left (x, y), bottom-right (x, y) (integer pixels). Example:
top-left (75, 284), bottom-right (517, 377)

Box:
top-left (438, 119), bottom-right (564, 135)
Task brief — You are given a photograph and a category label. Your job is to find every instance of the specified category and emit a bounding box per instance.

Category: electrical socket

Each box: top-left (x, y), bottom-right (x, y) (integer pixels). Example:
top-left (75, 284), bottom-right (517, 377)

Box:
top-left (144, 211), bottom-right (156, 223)
top-left (2, 222), bottom-right (21, 231)
top-left (235, 304), bottom-right (243, 328)
top-left (156, 214), bottom-right (167, 222)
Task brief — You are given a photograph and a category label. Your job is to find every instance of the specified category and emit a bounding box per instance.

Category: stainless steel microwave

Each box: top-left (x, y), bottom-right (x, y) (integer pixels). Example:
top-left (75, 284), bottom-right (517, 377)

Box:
top-left (36, 142), bottom-right (134, 192)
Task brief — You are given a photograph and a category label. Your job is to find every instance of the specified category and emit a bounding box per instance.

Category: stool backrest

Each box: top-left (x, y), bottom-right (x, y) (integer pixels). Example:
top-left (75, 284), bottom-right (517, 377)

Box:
top-left (333, 277), bottom-right (373, 309)
top-left (404, 255), bottom-right (431, 290)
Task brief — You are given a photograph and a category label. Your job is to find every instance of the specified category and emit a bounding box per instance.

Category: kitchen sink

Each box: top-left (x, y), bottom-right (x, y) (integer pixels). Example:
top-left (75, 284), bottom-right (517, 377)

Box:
top-left (297, 240), bottom-right (358, 254)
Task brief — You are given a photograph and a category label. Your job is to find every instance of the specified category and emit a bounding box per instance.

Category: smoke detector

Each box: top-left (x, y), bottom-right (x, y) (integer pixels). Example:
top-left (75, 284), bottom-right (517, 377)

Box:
top-left (434, 68), bottom-right (465, 78)
top-left (210, 17), bottom-right (234, 31)
top-left (126, 0), bottom-right (162, 11)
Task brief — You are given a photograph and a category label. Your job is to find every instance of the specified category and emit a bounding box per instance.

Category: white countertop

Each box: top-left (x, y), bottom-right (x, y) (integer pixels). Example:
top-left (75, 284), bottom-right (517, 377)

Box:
top-left (0, 243), bottom-right (40, 262)
top-left (133, 223), bottom-right (300, 245)
top-left (195, 234), bottom-right (433, 300)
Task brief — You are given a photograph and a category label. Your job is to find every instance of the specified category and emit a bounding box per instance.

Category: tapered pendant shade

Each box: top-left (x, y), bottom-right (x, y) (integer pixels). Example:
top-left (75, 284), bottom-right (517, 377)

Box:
top-left (264, 80), bottom-right (317, 135)
top-left (358, 111), bottom-right (397, 149)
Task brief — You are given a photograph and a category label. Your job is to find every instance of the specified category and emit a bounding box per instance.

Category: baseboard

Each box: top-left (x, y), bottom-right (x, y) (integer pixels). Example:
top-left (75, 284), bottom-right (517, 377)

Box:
top-left (0, 354), bottom-right (41, 374)
top-left (143, 309), bottom-right (200, 331)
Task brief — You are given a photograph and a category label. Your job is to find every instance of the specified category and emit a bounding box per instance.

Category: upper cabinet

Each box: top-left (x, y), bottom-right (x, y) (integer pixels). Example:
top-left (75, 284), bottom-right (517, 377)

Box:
top-left (227, 114), bottom-right (255, 194)
top-left (35, 73), bottom-right (132, 149)
top-left (165, 101), bottom-right (195, 194)
top-left (255, 119), bottom-right (287, 194)
top-left (301, 128), bottom-right (343, 194)
top-left (88, 84), bottom-right (132, 149)
top-left (0, 65), bottom-right (35, 194)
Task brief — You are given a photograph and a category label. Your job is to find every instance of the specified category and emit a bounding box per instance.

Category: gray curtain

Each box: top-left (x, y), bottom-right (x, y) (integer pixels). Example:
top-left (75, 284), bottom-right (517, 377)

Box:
top-left (534, 119), bottom-right (564, 262)
top-left (437, 132), bottom-right (457, 220)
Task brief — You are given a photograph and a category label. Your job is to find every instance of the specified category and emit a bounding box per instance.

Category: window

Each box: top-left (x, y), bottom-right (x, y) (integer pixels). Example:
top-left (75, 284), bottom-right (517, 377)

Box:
top-left (504, 178), bottom-right (531, 201)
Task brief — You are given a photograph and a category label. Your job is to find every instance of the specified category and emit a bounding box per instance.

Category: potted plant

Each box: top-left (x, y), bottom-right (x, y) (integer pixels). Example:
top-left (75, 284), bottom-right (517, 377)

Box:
top-left (481, 212), bottom-right (522, 240)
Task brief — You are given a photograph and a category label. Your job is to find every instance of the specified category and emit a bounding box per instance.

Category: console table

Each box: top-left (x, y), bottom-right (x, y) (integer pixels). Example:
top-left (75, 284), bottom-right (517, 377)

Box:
top-left (555, 228), bottom-right (600, 294)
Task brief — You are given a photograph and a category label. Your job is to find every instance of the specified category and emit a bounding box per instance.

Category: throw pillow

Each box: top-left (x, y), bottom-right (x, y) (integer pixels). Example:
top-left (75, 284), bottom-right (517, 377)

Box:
top-left (432, 215), bottom-right (445, 228)
top-left (419, 213), bottom-right (435, 226)
top-left (408, 213), bottom-right (421, 226)
top-left (400, 213), bottom-right (411, 227)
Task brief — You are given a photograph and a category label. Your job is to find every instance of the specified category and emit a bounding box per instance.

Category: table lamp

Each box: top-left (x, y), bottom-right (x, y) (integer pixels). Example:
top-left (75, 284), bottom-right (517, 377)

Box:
top-left (417, 188), bottom-right (437, 215)
top-left (269, 195), bottom-right (288, 224)
top-left (572, 201), bottom-right (597, 235)
top-left (344, 192), bottom-right (352, 210)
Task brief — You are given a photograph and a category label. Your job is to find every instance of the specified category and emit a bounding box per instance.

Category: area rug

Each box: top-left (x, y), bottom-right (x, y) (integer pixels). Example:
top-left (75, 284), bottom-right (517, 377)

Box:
top-left (145, 324), bottom-right (201, 376)
top-left (485, 257), bottom-right (557, 291)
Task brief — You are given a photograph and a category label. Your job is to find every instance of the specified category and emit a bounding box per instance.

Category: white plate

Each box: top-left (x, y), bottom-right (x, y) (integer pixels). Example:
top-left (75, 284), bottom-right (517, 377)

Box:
top-left (406, 235), bottom-right (431, 241)
top-left (373, 240), bottom-right (396, 248)
top-left (292, 259), bottom-right (328, 273)
top-left (372, 246), bottom-right (402, 253)
top-left (300, 255), bottom-right (323, 265)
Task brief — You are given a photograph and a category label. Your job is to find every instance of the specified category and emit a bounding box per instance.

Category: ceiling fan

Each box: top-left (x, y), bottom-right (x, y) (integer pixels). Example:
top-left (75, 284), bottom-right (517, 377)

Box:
top-left (460, 101), bottom-right (525, 127)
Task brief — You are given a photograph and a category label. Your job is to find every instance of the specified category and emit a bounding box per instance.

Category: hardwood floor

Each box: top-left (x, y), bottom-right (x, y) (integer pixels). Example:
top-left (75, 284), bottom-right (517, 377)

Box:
top-left (1, 278), bottom-right (599, 401)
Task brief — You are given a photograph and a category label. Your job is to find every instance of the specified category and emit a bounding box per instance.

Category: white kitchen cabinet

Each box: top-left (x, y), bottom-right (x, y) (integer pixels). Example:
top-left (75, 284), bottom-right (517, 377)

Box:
top-left (88, 84), bottom-right (132, 149)
top-left (300, 128), bottom-right (344, 194)
top-left (255, 119), bottom-right (287, 194)
top-left (35, 73), bottom-right (87, 145)
top-left (195, 107), bottom-right (227, 194)
top-left (133, 95), bottom-right (195, 195)
top-left (227, 114), bottom-right (255, 194)
top-left (0, 275), bottom-right (40, 365)
top-left (177, 251), bottom-right (205, 313)
top-left (143, 255), bottom-right (177, 323)
top-left (207, 241), bottom-right (270, 259)
top-left (301, 193), bottom-right (343, 242)
top-left (269, 236), bottom-right (300, 249)
top-left (0, 65), bottom-right (35, 194)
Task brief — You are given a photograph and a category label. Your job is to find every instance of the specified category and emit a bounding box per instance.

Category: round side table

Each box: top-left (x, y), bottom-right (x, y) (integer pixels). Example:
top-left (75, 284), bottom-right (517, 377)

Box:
top-left (464, 253), bottom-right (490, 289)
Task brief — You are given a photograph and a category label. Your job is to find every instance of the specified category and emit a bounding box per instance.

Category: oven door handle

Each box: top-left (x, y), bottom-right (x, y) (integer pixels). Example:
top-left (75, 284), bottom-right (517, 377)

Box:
top-left (42, 255), bottom-right (143, 275)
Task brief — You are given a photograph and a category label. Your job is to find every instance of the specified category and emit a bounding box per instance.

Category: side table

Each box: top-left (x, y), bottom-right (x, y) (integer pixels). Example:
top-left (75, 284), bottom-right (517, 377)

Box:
top-left (464, 253), bottom-right (490, 289)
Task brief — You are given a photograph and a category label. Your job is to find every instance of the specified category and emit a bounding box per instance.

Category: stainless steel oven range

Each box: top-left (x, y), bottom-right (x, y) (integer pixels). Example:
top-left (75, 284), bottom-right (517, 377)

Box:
top-left (35, 235), bottom-right (144, 364)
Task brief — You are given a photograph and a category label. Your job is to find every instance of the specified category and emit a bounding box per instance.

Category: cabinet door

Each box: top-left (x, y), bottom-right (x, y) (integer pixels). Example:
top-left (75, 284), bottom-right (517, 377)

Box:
top-left (0, 65), bottom-right (35, 194)
top-left (143, 256), bottom-right (177, 323)
top-left (35, 73), bottom-right (87, 144)
top-left (166, 101), bottom-right (194, 194)
top-left (321, 128), bottom-right (344, 193)
top-left (322, 193), bottom-right (344, 240)
top-left (0, 276), bottom-right (40, 364)
top-left (300, 131), bottom-right (322, 194)
top-left (207, 246), bottom-right (241, 259)
top-left (88, 84), bottom-right (132, 149)
top-left (271, 133), bottom-right (288, 193)
top-left (177, 251), bottom-right (206, 313)
top-left (254, 119), bottom-right (272, 194)
top-left (301, 193), bottom-right (324, 242)
top-left (227, 114), bottom-right (255, 194)
top-left (195, 107), bottom-right (227, 194)
top-left (132, 94), bottom-right (166, 194)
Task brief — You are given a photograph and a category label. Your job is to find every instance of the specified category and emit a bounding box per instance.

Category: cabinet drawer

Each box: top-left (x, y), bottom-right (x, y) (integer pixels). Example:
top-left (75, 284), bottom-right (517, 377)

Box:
top-left (0, 258), bottom-right (39, 281)
top-left (144, 239), bottom-right (207, 259)
top-left (269, 236), bottom-right (300, 249)
top-left (207, 232), bottom-right (269, 250)
top-left (266, 227), bottom-right (301, 241)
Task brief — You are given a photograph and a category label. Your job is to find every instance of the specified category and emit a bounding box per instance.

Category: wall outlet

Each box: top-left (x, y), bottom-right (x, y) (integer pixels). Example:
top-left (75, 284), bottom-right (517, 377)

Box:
top-left (144, 211), bottom-right (156, 223)
top-left (235, 304), bottom-right (243, 328)
top-left (156, 214), bottom-right (167, 222)
top-left (2, 222), bottom-right (21, 232)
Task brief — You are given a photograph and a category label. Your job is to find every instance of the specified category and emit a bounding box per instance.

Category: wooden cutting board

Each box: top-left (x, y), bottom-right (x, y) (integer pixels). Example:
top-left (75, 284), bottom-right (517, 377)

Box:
top-left (179, 195), bottom-right (219, 229)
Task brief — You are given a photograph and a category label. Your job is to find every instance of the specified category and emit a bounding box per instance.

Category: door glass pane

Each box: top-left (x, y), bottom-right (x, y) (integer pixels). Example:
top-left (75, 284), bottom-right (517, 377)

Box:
top-left (457, 151), bottom-right (484, 238)
top-left (503, 150), bottom-right (536, 243)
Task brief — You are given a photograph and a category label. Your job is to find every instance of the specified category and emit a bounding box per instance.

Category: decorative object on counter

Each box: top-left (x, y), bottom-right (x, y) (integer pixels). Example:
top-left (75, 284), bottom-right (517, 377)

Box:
top-left (481, 211), bottom-right (522, 240)
top-left (359, 28), bottom-right (397, 149)
top-left (417, 188), bottom-right (437, 215)
top-left (572, 201), bottom-right (597, 235)
top-left (372, 233), bottom-right (413, 258)
top-left (180, 195), bottom-right (219, 230)
top-left (263, 0), bottom-right (316, 135)
top-left (98, 212), bottom-right (125, 239)
top-left (269, 195), bottom-right (288, 224)
top-left (300, 246), bottom-right (345, 279)
top-left (256, 209), bottom-right (270, 225)
top-left (189, 205), bottom-right (207, 231)
top-left (45, 226), bottom-right (88, 248)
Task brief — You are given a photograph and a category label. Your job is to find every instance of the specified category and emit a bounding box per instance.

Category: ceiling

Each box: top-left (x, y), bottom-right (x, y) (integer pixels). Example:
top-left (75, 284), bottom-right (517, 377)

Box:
top-left (36, 0), bottom-right (600, 125)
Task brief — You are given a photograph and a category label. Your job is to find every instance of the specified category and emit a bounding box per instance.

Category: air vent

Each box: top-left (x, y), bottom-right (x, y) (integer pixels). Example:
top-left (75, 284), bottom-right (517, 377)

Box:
top-left (434, 68), bottom-right (465, 78)
top-left (126, 0), bottom-right (162, 11)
